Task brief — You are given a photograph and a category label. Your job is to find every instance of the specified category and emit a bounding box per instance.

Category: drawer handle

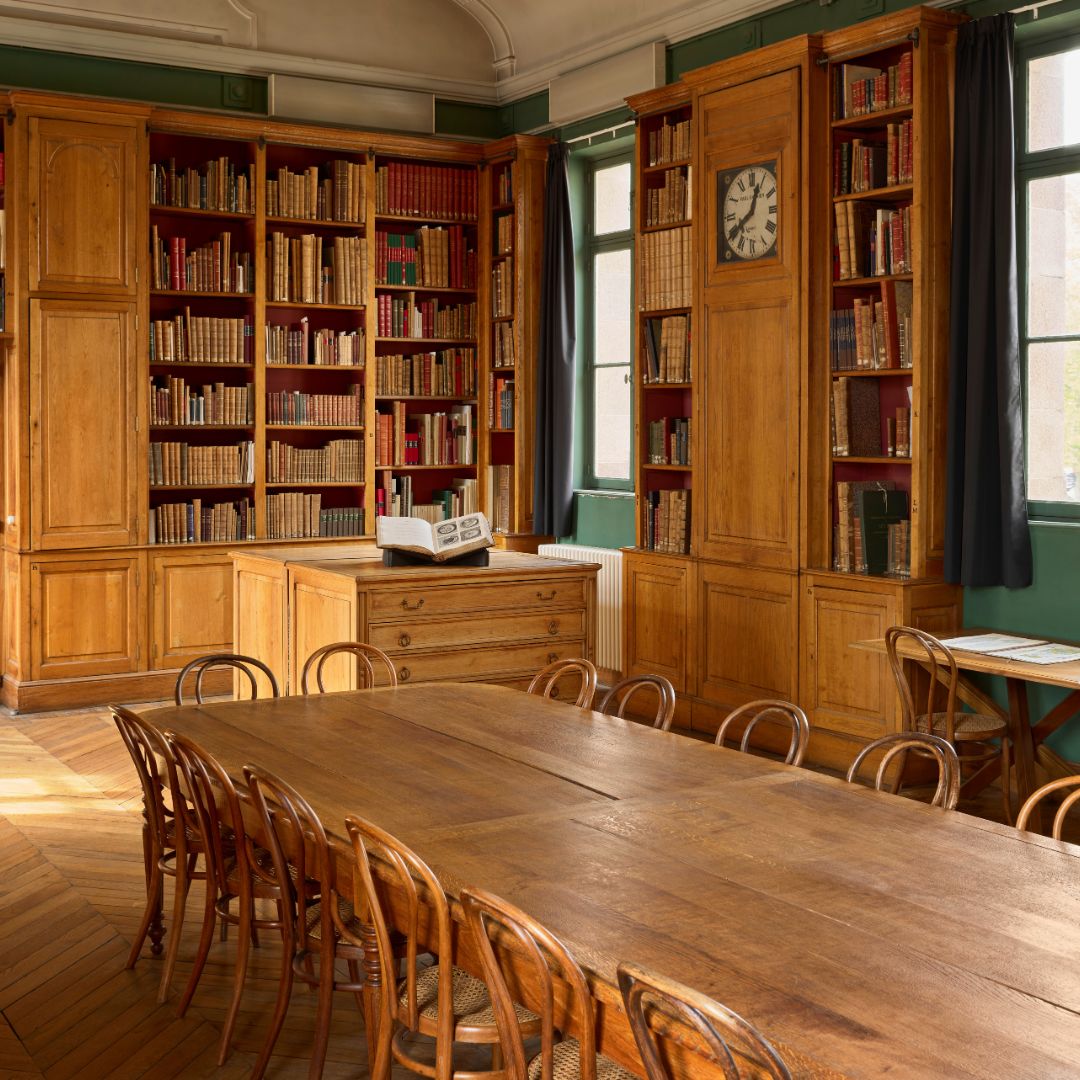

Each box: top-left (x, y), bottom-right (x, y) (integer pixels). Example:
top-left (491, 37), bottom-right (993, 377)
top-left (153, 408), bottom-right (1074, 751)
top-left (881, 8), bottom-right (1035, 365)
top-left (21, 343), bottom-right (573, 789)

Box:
top-left (399, 667), bottom-right (411, 682)
top-left (548, 652), bottom-right (559, 664)
top-left (401, 598), bottom-right (425, 611)
top-left (537, 590), bottom-right (556, 601)
top-left (548, 620), bottom-right (559, 635)
top-left (398, 632), bottom-right (411, 647)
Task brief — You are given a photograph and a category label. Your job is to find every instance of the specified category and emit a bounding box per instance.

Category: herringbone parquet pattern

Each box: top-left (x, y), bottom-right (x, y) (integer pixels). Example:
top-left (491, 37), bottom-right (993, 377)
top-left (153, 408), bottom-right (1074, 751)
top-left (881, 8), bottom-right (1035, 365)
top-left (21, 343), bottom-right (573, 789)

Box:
top-left (0, 704), bottom-right (398, 1079)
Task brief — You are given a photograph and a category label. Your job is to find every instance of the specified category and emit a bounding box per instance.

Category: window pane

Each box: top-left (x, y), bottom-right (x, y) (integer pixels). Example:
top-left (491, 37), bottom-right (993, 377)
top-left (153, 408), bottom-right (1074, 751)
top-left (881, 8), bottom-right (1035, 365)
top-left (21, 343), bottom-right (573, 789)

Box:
top-left (593, 365), bottom-right (632, 479)
top-left (593, 162), bottom-right (632, 235)
top-left (1027, 340), bottom-right (1080, 502)
top-left (1027, 172), bottom-right (1080, 337)
top-left (1028, 46), bottom-right (1080, 153)
top-left (593, 248), bottom-right (632, 366)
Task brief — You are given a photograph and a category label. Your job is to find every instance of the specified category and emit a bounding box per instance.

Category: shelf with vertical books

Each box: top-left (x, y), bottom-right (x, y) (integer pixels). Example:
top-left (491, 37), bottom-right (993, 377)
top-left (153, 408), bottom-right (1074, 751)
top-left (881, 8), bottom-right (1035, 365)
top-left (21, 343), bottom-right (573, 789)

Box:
top-left (0, 127), bottom-right (6, 337)
top-left (630, 88), bottom-right (694, 557)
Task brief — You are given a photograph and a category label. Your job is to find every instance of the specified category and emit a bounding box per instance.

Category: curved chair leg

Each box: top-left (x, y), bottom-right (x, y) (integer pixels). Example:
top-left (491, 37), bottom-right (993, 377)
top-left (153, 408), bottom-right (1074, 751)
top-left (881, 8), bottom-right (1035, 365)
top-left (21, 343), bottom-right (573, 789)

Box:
top-left (347, 959), bottom-right (365, 1015)
top-left (127, 859), bottom-right (163, 969)
top-left (157, 867), bottom-right (191, 1004)
top-left (309, 944), bottom-right (337, 1080)
top-left (1000, 737), bottom-right (1014, 827)
top-left (251, 941), bottom-right (295, 1080)
top-left (218, 896), bottom-right (253, 1066)
top-left (177, 875), bottom-right (218, 1017)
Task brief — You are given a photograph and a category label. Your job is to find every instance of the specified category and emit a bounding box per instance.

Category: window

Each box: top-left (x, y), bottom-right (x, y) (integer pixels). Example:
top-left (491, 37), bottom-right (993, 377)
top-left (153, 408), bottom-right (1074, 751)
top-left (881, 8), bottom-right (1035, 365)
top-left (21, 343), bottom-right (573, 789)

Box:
top-left (582, 154), bottom-right (634, 489)
top-left (1020, 36), bottom-right (1080, 514)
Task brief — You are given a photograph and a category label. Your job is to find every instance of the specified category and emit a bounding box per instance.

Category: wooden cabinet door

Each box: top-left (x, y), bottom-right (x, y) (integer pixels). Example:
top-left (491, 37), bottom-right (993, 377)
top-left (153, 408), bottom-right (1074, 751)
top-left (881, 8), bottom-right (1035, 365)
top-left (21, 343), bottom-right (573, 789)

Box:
top-left (623, 553), bottom-right (691, 692)
top-left (30, 299), bottom-right (139, 549)
top-left (151, 554), bottom-right (233, 670)
top-left (28, 116), bottom-right (139, 295)
top-left (30, 555), bottom-right (144, 679)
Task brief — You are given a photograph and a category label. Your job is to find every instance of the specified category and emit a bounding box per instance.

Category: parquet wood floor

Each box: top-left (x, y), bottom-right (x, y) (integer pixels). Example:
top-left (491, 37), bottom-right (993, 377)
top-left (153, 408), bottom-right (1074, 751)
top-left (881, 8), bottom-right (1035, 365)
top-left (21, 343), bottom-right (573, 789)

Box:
top-left (0, 702), bottom-right (406, 1080)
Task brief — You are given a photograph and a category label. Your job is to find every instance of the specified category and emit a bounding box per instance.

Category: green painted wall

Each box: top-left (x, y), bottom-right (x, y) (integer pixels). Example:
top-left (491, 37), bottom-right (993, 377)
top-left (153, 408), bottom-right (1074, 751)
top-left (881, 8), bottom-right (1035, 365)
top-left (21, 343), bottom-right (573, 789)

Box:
top-left (559, 494), bottom-right (635, 549)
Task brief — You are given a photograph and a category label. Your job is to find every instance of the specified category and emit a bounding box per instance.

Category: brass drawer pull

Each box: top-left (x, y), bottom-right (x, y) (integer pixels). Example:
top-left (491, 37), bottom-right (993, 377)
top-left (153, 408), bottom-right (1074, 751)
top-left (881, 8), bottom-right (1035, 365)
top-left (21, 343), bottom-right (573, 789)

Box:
top-left (537, 590), bottom-right (556, 601)
top-left (401, 597), bottom-right (425, 611)
top-left (398, 632), bottom-right (412, 647)
top-left (548, 620), bottom-right (559, 635)
top-left (399, 667), bottom-right (411, 682)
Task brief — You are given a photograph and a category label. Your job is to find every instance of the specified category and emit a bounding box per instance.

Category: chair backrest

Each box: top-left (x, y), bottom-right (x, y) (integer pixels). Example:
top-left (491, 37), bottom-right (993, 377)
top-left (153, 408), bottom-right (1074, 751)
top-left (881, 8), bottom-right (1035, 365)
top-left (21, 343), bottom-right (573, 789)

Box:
top-left (714, 700), bottom-right (811, 767)
top-left (526, 657), bottom-right (598, 709)
top-left (598, 674), bottom-right (677, 731)
top-left (344, 815), bottom-right (456, 1080)
top-left (174, 652), bottom-right (280, 705)
top-left (1017, 776), bottom-right (1080, 839)
top-left (112, 705), bottom-right (177, 859)
top-left (845, 732), bottom-right (961, 810)
top-left (300, 641), bottom-right (398, 694)
top-left (617, 961), bottom-right (792, 1080)
top-left (461, 884), bottom-right (598, 1080)
top-left (885, 626), bottom-right (960, 739)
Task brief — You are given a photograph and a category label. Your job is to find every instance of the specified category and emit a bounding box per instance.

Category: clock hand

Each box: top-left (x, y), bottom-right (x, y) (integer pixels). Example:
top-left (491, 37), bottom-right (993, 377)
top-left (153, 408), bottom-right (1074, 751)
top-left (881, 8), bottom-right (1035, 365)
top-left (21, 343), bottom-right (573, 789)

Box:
top-left (728, 180), bottom-right (763, 242)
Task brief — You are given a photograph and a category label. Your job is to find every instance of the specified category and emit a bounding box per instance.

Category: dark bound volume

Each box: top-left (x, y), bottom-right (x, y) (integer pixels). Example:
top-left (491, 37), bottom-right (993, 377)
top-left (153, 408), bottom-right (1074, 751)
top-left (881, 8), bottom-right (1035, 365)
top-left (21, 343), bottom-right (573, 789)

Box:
top-left (857, 488), bottom-right (909, 575)
top-left (847, 379), bottom-right (881, 456)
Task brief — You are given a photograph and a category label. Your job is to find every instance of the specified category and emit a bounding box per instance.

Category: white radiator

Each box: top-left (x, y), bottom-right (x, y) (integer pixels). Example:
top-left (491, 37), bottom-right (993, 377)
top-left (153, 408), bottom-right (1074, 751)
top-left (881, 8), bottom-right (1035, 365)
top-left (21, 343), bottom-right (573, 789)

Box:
top-left (537, 544), bottom-right (623, 673)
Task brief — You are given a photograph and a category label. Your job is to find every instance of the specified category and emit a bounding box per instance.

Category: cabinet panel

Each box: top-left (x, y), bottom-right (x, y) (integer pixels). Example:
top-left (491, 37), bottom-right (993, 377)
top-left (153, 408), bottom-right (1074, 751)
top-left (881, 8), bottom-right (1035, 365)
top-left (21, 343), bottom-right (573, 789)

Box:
top-left (30, 299), bottom-right (138, 549)
top-left (290, 578), bottom-right (358, 693)
top-left (233, 558), bottom-right (286, 697)
top-left (151, 554), bottom-right (233, 670)
top-left (623, 553), bottom-right (691, 692)
top-left (29, 116), bottom-right (139, 295)
top-left (696, 562), bottom-right (797, 708)
top-left (30, 555), bottom-right (144, 679)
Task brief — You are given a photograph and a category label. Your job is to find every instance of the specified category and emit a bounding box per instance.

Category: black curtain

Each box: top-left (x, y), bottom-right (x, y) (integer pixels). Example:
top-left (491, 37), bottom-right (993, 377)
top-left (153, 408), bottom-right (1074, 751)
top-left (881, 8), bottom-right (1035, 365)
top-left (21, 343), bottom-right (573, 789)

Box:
top-left (945, 13), bottom-right (1032, 587)
top-left (533, 143), bottom-right (576, 538)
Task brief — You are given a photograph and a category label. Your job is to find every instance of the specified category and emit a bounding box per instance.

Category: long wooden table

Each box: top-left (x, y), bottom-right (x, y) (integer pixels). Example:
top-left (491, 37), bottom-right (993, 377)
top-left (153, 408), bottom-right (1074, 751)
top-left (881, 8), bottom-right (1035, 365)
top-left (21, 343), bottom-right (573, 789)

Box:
top-left (146, 683), bottom-right (1080, 1080)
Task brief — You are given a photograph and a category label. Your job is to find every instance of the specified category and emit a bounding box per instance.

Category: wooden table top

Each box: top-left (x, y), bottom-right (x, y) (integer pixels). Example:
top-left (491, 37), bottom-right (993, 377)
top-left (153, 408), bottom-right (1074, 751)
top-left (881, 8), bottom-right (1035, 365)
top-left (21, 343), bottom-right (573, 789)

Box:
top-left (147, 683), bottom-right (1080, 1080)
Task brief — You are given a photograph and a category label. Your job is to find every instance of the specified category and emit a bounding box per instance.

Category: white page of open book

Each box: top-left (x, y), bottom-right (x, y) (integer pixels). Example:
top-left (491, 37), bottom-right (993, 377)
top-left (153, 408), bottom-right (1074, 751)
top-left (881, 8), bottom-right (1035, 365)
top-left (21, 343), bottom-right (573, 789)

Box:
top-left (376, 516), bottom-right (435, 553)
top-left (938, 633), bottom-right (1048, 654)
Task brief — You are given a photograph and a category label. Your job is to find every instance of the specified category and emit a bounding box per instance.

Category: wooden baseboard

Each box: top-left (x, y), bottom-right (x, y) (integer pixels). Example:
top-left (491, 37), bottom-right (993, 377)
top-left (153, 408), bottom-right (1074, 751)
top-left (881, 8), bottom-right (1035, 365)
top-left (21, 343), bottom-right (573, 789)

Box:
top-left (0, 667), bottom-right (232, 713)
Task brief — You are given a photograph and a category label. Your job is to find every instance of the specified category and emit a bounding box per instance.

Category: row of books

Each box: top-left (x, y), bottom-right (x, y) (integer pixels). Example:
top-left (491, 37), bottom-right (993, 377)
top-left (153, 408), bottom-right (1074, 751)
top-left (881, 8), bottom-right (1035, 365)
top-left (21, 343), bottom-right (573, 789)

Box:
top-left (834, 202), bottom-right (911, 279)
top-left (374, 474), bottom-right (479, 520)
top-left (266, 324), bottom-right (364, 367)
top-left (150, 314), bottom-right (253, 365)
top-left (266, 386), bottom-right (363, 426)
top-left (832, 378), bottom-right (911, 457)
top-left (645, 169), bottom-right (690, 228)
top-left (375, 294), bottom-right (476, 340)
top-left (151, 498), bottom-right (254, 544)
top-left (151, 229), bottom-right (253, 293)
top-left (375, 163), bottom-right (478, 220)
top-left (265, 161), bottom-right (365, 222)
top-left (149, 440), bottom-right (254, 486)
top-left (647, 117), bottom-right (691, 166)
top-left (0, 208), bottom-right (5, 271)
top-left (495, 167), bottom-right (513, 205)
top-left (643, 489), bottom-right (690, 554)
top-left (834, 481), bottom-right (909, 575)
top-left (149, 378), bottom-right (253, 427)
top-left (496, 214), bottom-right (514, 254)
top-left (640, 227), bottom-right (692, 310)
top-left (486, 464), bottom-right (515, 533)
top-left (375, 227), bottom-right (477, 289)
top-left (375, 350), bottom-right (477, 397)
top-left (266, 493), bottom-right (361, 539)
top-left (374, 403), bottom-right (475, 466)
top-left (491, 376), bottom-right (514, 430)
top-left (643, 314), bottom-right (691, 383)
top-left (150, 158), bottom-right (255, 213)
top-left (492, 258), bottom-right (514, 318)
top-left (829, 281), bottom-right (912, 370)
top-left (833, 52), bottom-right (913, 120)
top-left (266, 438), bottom-right (363, 483)
top-left (493, 323), bottom-right (516, 368)
top-left (266, 232), bottom-right (366, 305)
top-left (646, 417), bottom-right (690, 466)
top-left (833, 123), bottom-right (912, 195)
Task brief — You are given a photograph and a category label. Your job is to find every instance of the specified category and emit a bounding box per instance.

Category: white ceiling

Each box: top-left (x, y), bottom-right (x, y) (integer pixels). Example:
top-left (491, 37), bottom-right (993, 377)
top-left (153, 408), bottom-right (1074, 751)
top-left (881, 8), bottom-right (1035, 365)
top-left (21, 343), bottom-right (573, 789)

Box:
top-left (0, 0), bottom-right (785, 105)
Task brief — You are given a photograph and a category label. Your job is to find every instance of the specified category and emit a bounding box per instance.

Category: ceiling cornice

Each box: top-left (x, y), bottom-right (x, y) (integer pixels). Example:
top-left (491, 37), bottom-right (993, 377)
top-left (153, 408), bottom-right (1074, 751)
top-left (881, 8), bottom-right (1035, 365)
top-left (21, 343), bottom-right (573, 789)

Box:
top-left (447, 0), bottom-right (516, 79)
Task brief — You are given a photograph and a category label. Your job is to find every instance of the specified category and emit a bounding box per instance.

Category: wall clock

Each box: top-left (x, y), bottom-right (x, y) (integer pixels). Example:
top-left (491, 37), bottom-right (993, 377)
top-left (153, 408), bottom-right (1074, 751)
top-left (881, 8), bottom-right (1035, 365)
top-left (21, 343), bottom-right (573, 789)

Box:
top-left (717, 160), bottom-right (778, 262)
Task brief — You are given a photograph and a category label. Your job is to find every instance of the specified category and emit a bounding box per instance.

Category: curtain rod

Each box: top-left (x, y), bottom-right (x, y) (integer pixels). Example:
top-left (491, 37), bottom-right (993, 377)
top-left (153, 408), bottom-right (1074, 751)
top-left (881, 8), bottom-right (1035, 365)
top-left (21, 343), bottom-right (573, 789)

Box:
top-left (565, 121), bottom-right (635, 146)
top-left (1011, 0), bottom-right (1064, 17)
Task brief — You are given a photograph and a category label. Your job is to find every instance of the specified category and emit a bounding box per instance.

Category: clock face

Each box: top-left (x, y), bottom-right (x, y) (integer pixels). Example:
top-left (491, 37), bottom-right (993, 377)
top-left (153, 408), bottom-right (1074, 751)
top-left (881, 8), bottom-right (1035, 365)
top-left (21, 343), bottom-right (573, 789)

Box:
top-left (719, 161), bottom-right (778, 262)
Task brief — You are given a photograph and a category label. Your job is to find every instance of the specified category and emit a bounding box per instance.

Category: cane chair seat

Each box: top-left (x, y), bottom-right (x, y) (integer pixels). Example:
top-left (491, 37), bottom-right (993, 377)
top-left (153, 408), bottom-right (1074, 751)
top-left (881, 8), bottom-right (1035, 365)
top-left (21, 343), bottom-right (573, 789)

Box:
top-left (408, 964), bottom-right (539, 1026)
top-left (304, 897), bottom-right (365, 945)
top-left (527, 1039), bottom-right (637, 1080)
top-left (914, 711), bottom-right (1008, 739)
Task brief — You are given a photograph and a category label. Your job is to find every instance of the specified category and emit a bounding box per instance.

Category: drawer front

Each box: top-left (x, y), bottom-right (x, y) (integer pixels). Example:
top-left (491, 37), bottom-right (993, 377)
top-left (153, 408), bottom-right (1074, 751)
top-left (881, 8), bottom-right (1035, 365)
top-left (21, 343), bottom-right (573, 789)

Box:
top-left (368, 577), bottom-right (586, 620)
top-left (393, 640), bottom-right (587, 684)
top-left (370, 610), bottom-right (584, 652)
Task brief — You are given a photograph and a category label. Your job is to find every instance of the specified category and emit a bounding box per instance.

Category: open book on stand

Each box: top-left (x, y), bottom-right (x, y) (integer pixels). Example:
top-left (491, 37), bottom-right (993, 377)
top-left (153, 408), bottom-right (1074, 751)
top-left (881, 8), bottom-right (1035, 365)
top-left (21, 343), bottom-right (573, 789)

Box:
top-left (376, 512), bottom-right (493, 565)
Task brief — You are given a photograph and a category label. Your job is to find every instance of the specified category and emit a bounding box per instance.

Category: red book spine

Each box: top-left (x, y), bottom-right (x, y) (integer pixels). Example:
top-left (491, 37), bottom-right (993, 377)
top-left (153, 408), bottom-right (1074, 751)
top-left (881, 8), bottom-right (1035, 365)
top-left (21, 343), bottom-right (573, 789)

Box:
top-left (169, 237), bottom-right (181, 290)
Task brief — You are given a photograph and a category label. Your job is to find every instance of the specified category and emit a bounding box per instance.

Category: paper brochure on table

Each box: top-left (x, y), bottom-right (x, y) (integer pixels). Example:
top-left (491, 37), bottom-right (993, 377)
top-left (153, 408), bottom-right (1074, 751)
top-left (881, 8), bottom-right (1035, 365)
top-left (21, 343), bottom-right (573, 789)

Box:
top-left (376, 512), bottom-right (493, 561)
top-left (939, 634), bottom-right (1080, 665)
top-left (938, 633), bottom-right (1047, 654)
top-left (979, 643), bottom-right (1080, 665)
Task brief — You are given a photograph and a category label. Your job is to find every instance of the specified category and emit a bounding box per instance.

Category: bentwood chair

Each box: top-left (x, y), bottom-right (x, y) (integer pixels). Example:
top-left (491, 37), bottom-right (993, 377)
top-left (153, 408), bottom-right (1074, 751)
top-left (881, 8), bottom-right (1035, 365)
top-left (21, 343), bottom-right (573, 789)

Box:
top-left (300, 641), bottom-right (398, 694)
top-left (598, 674), bottom-right (677, 731)
top-left (1017, 776), bottom-right (1080, 839)
top-left (113, 705), bottom-right (211, 1004)
top-left (461, 885), bottom-right (636, 1080)
top-left (714, 700), bottom-right (811, 767)
top-left (174, 652), bottom-right (280, 705)
top-left (846, 732), bottom-right (961, 810)
top-left (166, 733), bottom-right (299, 1066)
top-left (244, 764), bottom-right (367, 1080)
top-left (346, 815), bottom-right (537, 1080)
top-left (617, 961), bottom-right (792, 1080)
top-left (886, 626), bottom-right (1011, 819)
top-left (526, 657), bottom-right (598, 708)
